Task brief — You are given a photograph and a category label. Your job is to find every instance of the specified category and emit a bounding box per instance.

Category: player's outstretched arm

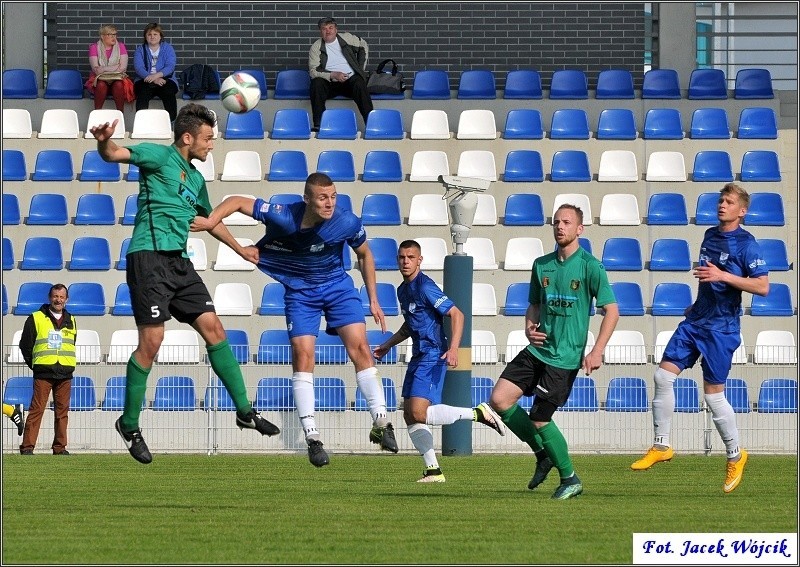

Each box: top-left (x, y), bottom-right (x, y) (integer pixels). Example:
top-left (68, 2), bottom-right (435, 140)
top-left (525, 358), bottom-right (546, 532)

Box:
top-left (91, 120), bottom-right (131, 163)
top-left (191, 196), bottom-right (256, 232)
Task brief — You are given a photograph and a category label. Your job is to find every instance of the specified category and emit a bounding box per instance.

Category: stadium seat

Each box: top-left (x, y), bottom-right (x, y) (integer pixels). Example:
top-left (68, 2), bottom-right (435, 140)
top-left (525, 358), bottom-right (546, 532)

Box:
top-left (79, 151), bottom-right (121, 182)
top-left (690, 107), bottom-right (731, 139)
top-left (131, 109), bottom-right (172, 139)
top-left (503, 69), bottom-right (543, 99)
top-left (253, 378), bottom-right (294, 411)
top-left (359, 283), bottom-right (399, 316)
top-left (316, 150), bottom-right (356, 182)
top-left (67, 375), bottom-right (96, 410)
top-left (270, 108), bottom-right (311, 139)
top-left (457, 69), bottom-right (496, 99)
top-left (235, 68), bottom-right (268, 99)
top-left (3, 108), bottom-right (33, 138)
top-left (653, 330), bottom-right (674, 363)
top-left (101, 376), bottom-right (144, 410)
top-left (361, 194), bottom-right (402, 226)
top-left (20, 237), bottom-right (63, 270)
top-left (561, 376), bottom-right (600, 412)
top-left (213, 282), bottom-right (253, 315)
top-left (3, 68), bottom-right (38, 98)
top-left (549, 108), bottom-right (590, 139)
top-left (410, 109), bottom-right (450, 139)
top-left (15, 282), bottom-right (52, 315)
top-left (315, 334), bottom-right (349, 365)
top-left (336, 193), bottom-right (353, 212)
top-left (75, 330), bottom-right (102, 365)
top-left (66, 282), bottom-right (106, 315)
top-left (673, 377), bottom-right (701, 413)
top-left (224, 109), bottom-right (264, 139)
top-left (75, 193), bottom-right (116, 225)
top-left (355, 377), bottom-right (398, 411)
top-left (69, 237), bottom-right (111, 270)
top-left (599, 193), bottom-right (640, 225)
top-left (409, 151), bottom-right (449, 181)
top-left (83, 109), bottom-right (125, 139)
top-left (258, 282), bottom-right (286, 316)
top-left (610, 282), bottom-right (645, 315)
top-left (3, 238), bottom-right (14, 270)
top-left (550, 150), bottom-right (591, 182)
top-left (3, 376), bottom-right (34, 410)
top-left (604, 330), bottom-right (647, 364)
top-left (366, 330), bottom-right (398, 364)
top-left (457, 150), bottom-right (497, 181)
top-left (552, 193), bottom-right (592, 225)
top-left (416, 237), bottom-right (448, 270)
top-left (368, 237), bottom-right (399, 271)
top-left (595, 69), bottom-right (635, 99)
top-left (127, 164), bottom-right (139, 182)
top-left (734, 68), bottom-right (774, 99)
top-left (152, 376), bottom-right (196, 411)
top-left (31, 150), bottom-right (74, 181)
top-left (3, 149), bottom-right (27, 181)
top-left (364, 109), bottom-right (404, 139)
top-left (503, 282), bottom-right (530, 316)
top-left (641, 68), bottom-right (681, 99)
top-left (740, 150), bottom-right (781, 182)
top-left (219, 193), bottom-right (258, 225)
top-left (204, 377), bottom-right (237, 411)
top-left (5, 330), bottom-right (23, 364)
top-left (318, 108), bottom-right (358, 139)
top-left (27, 193), bottom-right (68, 225)
top-left (725, 378), bottom-right (751, 413)
top-left (472, 283), bottom-right (498, 316)
top-left (688, 68), bottom-right (727, 99)
top-left (214, 238), bottom-right (256, 271)
top-left (692, 150), bottom-right (733, 182)
top-left (602, 239), bottom-right (643, 271)
top-left (156, 330), bottom-right (200, 364)
top-left (268, 150), bottom-right (308, 181)
top-left (642, 108), bottom-right (684, 139)
top-left (471, 376), bottom-right (495, 407)
top-left (472, 330), bottom-right (498, 364)
top-left (549, 69), bottom-right (588, 99)
top-left (38, 108), bottom-right (80, 138)
top-left (502, 108), bottom-right (544, 139)
top-left (3, 194), bottom-right (21, 224)
top-left (273, 69), bottom-right (311, 99)
top-left (362, 150), bottom-right (403, 182)
top-left (649, 239), bottom-right (692, 271)
top-left (757, 239), bottom-right (790, 271)
top-left (651, 282), bottom-right (693, 316)
top-left (111, 282), bottom-right (133, 316)
top-left (757, 379), bottom-right (798, 413)
top-left (463, 238), bottom-right (498, 270)
top-left (314, 377), bottom-right (347, 411)
top-left (456, 109), bottom-right (497, 139)
top-left (411, 70), bottom-right (450, 99)
top-left (473, 194), bottom-right (497, 226)
top-left (190, 153), bottom-right (215, 182)
top-left (255, 329), bottom-right (292, 364)
top-left (186, 237), bottom-right (207, 271)
top-left (754, 330), bottom-right (797, 365)
top-left (502, 150), bottom-right (543, 182)
top-left (605, 377), bottom-right (648, 411)
top-left (106, 330), bottom-right (138, 364)
top-left (504, 237), bottom-right (544, 271)
top-left (503, 193), bottom-right (545, 226)
top-left (646, 193), bottom-right (688, 225)
top-left (745, 192), bottom-right (784, 225)
top-left (596, 108), bottom-right (637, 140)
top-left (694, 192), bottom-right (721, 226)
top-left (220, 150), bottom-right (262, 181)
top-left (645, 151), bottom-right (686, 182)
top-left (122, 194), bottom-right (138, 225)
top-left (2, 284), bottom-right (7, 316)
top-left (597, 152), bottom-right (638, 182)
top-left (736, 107), bottom-right (778, 139)
top-left (750, 283), bottom-right (793, 316)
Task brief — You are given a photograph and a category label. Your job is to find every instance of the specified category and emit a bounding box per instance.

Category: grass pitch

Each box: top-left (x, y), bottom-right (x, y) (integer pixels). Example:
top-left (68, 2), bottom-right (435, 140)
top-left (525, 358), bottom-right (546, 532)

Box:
top-left (2, 453), bottom-right (796, 564)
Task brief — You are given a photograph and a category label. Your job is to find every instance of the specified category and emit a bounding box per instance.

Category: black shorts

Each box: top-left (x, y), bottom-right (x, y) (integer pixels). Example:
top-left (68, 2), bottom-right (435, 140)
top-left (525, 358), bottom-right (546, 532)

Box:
top-left (500, 348), bottom-right (579, 408)
top-left (126, 250), bottom-right (214, 325)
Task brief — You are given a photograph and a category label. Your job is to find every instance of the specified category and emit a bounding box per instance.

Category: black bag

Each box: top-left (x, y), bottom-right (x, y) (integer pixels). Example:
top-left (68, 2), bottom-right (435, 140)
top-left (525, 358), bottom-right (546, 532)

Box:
top-left (367, 59), bottom-right (405, 95)
top-left (180, 63), bottom-right (220, 100)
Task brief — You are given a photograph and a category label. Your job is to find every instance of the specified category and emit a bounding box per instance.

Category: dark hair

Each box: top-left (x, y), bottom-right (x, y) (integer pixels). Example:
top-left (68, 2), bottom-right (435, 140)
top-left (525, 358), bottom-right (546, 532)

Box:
top-left (49, 284), bottom-right (68, 298)
top-left (142, 22), bottom-right (163, 42)
top-left (305, 172), bottom-right (334, 195)
top-left (174, 103), bottom-right (216, 141)
top-left (398, 240), bottom-right (421, 253)
top-left (554, 203), bottom-right (584, 225)
top-left (318, 17), bottom-right (337, 28)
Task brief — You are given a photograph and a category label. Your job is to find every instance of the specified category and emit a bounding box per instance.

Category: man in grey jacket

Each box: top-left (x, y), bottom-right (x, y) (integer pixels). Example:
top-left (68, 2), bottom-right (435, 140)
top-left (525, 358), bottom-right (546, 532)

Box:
top-left (308, 17), bottom-right (373, 131)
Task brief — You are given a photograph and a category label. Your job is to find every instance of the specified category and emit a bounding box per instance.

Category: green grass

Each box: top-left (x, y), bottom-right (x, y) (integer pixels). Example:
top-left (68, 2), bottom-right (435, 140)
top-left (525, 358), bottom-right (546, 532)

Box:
top-left (2, 453), bottom-right (796, 564)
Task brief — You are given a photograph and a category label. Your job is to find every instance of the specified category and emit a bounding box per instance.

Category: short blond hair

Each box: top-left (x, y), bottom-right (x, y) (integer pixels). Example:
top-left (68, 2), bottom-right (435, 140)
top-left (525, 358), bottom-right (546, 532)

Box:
top-left (721, 182), bottom-right (750, 208)
top-left (99, 24), bottom-right (118, 37)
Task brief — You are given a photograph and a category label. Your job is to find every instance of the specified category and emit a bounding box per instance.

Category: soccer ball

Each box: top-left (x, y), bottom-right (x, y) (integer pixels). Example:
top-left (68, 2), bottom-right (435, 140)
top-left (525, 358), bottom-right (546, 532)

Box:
top-left (220, 72), bottom-right (261, 113)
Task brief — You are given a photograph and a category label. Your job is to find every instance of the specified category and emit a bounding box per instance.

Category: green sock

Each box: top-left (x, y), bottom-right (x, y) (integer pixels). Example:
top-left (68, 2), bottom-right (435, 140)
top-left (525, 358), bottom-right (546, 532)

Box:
top-left (536, 421), bottom-right (574, 479)
top-left (499, 404), bottom-right (544, 453)
top-left (121, 356), bottom-right (150, 431)
top-left (207, 339), bottom-right (252, 415)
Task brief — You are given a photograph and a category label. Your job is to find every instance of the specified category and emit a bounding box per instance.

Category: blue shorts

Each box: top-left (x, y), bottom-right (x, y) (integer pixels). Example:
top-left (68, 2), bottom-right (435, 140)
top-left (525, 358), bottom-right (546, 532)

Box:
top-left (284, 275), bottom-right (365, 338)
top-left (662, 320), bottom-right (739, 385)
top-left (402, 359), bottom-right (447, 403)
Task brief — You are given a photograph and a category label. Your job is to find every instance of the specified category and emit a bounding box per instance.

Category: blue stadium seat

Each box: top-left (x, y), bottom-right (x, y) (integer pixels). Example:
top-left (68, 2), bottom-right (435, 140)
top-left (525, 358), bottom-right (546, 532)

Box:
top-left (750, 283), bottom-right (793, 317)
top-left (314, 377), bottom-right (347, 411)
top-left (335, 193), bottom-right (352, 212)
top-left (15, 282), bottom-right (52, 315)
top-left (692, 150), bottom-right (733, 182)
top-left (502, 108), bottom-right (544, 139)
top-left (641, 69), bottom-right (681, 99)
top-left (75, 193), bottom-right (116, 225)
top-left (610, 282), bottom-right (645, 316)
top-left (268, 150), bottom-right (309, 181)
top-left (737, 107), bottom-right (778, 139)
top-left (549, 108), bottom-right (590, 139)
top-left (3, 68), bottom-right (38, 98)
top-left (740, 150), bottom-right (781, 182)
top-left (122, 194), bottom-right (138, 225)
top-left (651, 282), bottom-right (693, 316)
top-left (602, 237), bottom-right (644, 272)
top-left (355, 377), bottom-right (398, 411)
top-left (688, 68), bottom-right (727, 99)
top-left (316, 333), bottom-right (349, 364)
top-left (3, 238), bottom-right (14, 270)
top-left (102, 376), bottom-right (144, 411)
top-left (596, 108), bottom-right (637, 140)
top-left (757, 379), bottom-right (797, 413)
top-left (44, 69), bottom-right (84, 99)
top-left (181, 68), bottom-right (220, 99)
top-left (3, 194), bottom-right (21, 224)
top-left (69, 236), bottom-right (111, 270)
top-left (364, 109), bottom-right (404, 139)
top-left (127, 164), bottom-right (139, 182)
top-left (503, 69), bottom-right (542, 99)
top-left (70, 376), bottom-right (97, 410)
top-left (362, 150), bottom-right (403, 182)
top-left (234, 69), bottom-right (268, 99)
top-left (152, 376), bottom-right (196, 411)
top-left (273, 69), bottom-right (311, 99)
top-left (204, 377), bottom-right (237, 411)
top-left (504, 282), bottom-right (530, 316)
top-left (111, 282), bottom-right (133, 316)
top-left (503, 194), bottom-right (545, 226)
top-left (361, 194), bottom-right (402, 226)
top-left (79, 150), bottom-right (121, 181)
top-left (734, 68), bottom-right (774, 99)
top-left (673, 377), bottom-right (700, 413)
top-left (649, 239), bottom-right (692, 271)
top-left (643, 108), bottom-right (683, 139)
top-left (689, 108), bottom-right (731, 139)
top-left (368, 237), bottom-right (399, 270)
top-left (2, 284), bottom-right (7, 315)
top-left (360, 283), bottom-right (399, 316)
top-left (745, 192), bottom-right (784, 226)
top-left (503, 150), bottom-right (544, 182)
top-left (117, 238), bottom-right (130, 270)
top-left (258, 282), bottom-right (285, 316)
top-left (561, 376), bottom-right (599, 411)
top-left (757, 239), bottom-right (790, 271)
top-left (366, 330), bottom-right (398, 364)
top-left (647, 193), bottom-right (688, 225)
top-left (457, 69), bottom-right (496, 99)
top-left (695, 192), bottom-right (720, 225)
top-left (20, 237), bottom-right (63, 270)
top-left (270, 108), bottom-right (311, 139)
top-left (3, 377), bottom-right (34, 410)
top-left (605, 377), bottom-right (648, 411)
top-left (3, 149), bottom-right (27, 181)
top-left (66, 282), bottom-right (106, 315)
top-left (725, 378), bottom-right (751, 413)
top-left (595, 69), bottom-right (634, 99)
top-left (254, 378), bottom-right (294, 411)
top-left (225, 329), bottom-right (251, 364)
top-left (32, 150), bottom-right (74, 181)
top-left (27, 193), bottom-right (68, 225)
top-left (549, 69), bottom-right (588, 99)
top-left (471, 376), bottom-right (495, 407)
top-left (550, 150), bottom-right (591, 182)
top-left (317, 150), bottom-right (355, 182)
top-left (256, 329), bottom-right (292, 364)
top-left (318, 108), bottom-right (358, 139)
top-left (411, 70), bottom-right (451, 99)
top-left (224, 109), bottom-right (265, 139)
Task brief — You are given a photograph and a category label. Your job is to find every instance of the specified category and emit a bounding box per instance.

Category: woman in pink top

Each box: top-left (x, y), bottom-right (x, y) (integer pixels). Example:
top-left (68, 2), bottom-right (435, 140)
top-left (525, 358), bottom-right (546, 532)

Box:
top-left (87, 24), bottom-right (128, 111)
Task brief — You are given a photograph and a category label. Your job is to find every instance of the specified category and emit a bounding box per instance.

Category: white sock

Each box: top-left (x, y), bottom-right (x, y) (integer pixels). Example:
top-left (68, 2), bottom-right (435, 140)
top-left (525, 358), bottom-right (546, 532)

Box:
top-left (426, 404), bottom-right (474, 425)
top-left (356, 367), bottom-right (388, 427)
top-left (408, 423), bottom-right (438, 469)
top-left (652, 367), bottom-right (677, 447)
top-left (292, 372), bottom-right (318, 440)
top-left (705, 391), bottom-right (740, 459)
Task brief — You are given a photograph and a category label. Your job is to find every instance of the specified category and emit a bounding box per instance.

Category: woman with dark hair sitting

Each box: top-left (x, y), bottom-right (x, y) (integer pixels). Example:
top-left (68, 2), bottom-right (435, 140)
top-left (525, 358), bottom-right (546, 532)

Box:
top-left (133, 22), bottom-right (179, 122)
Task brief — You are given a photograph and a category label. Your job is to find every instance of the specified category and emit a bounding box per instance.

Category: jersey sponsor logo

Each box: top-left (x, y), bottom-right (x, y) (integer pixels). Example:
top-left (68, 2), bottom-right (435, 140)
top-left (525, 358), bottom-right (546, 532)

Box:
top-left (355, 226), bottom-right (365, 239)
top-left (408, 302), bottom-right (417, 313)
top-left (264, 242), bottom-right (292, 252)
top-left (719, 252), bottom-right (729, 265)
top-left (433, 295), bottom-right (448, 308)
top-left (542, 276), bottom-right (550, 288)
top-left (750, 258), bottom-right (766, 269)
top-left (177, 183), bottom-right (197, 208)
top-left (570, 280), bottom-right (580, 291)
top-left (546, 293), bottom-right (578, 309)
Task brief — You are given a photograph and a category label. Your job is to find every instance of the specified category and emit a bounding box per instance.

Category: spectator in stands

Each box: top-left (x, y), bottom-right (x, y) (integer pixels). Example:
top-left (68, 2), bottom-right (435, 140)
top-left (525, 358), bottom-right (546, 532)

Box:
top-left (372, 239), bottom-right (505, 483)
top-left (632, 183), bottom-right (769, 493)
top-left (3, 403), bottom-right (24, 436)
top-left (486, 204), bottom-right (619, 500)
top-left (133, 22), bottom-right (179, 122)
top-left (86, 23), bottom-right (129, 111)
top-left (90, 104), bottom-right (280, 465)
top-left (191, 173), bottom-right (398, 467)
top-left (18, 284), bottom-right (76, 455)
top-left (308, 16), bottom-right (373, 132)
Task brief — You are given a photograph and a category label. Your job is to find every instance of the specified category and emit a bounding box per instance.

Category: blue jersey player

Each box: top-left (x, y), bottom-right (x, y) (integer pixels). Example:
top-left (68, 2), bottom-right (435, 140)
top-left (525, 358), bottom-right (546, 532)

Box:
top-left (373, 240), bottom-right (504, 483)
top-left (632, 183), bottom-right (769, 493)
top-left (193, 173), bottom-right (398, 467)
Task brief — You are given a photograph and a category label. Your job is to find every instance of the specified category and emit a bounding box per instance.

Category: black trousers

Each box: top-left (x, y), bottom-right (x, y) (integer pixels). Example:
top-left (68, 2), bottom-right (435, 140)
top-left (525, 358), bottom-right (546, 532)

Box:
top-left (134, 79), bottom-right (179, 122)
top-left (310, 75), bottom-right (373, 128)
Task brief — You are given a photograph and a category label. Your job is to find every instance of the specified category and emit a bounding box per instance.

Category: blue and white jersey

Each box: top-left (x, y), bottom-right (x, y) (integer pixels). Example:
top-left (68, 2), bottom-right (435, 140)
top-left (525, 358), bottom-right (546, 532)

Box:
top-left (398, 272), bottom-right (455, 363)
top-left (689, 225), bottom-right (768, 333)
top-left (251, 198), bottom-right (366, 291)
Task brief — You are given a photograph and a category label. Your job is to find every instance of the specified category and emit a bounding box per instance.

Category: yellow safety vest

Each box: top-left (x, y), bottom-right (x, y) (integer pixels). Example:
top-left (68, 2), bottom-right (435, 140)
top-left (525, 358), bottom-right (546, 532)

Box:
top-left (31, 311), bottom-right (76, 367)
